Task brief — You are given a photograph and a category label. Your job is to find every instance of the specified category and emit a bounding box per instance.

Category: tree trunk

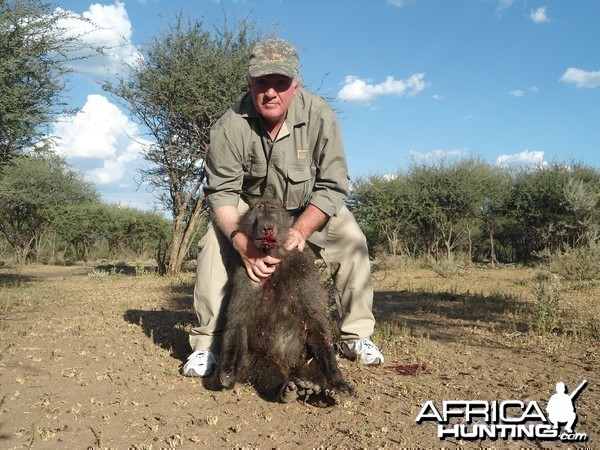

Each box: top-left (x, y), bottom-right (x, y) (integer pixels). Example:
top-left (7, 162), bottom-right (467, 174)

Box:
top-left (489, 229), bottom-right (496, 267)
top-left (444, 224), bottom-right (453, 261)
top-left (14, 237), bottom-right (34, 265)
top-left (15, 247), bottom-right (27, 266)
top-left (165, 196), bottom-right (205, 276)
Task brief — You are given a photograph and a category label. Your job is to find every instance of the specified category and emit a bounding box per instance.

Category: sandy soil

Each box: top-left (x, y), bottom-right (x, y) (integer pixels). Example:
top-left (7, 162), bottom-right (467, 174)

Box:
top-left (0, 264), bottom-right (598, 449)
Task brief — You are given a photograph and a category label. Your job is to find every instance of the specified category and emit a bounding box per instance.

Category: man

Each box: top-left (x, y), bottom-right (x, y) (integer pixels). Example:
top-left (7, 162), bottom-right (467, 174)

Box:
top-left (183, 38), bottom-right (383, 377)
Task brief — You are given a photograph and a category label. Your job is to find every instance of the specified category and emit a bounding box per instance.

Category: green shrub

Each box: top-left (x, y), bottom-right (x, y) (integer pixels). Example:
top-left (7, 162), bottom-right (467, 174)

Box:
top-left (549, 245), bottom-right (600, 281)
top-left (535, 274), bottom-right (561, 334)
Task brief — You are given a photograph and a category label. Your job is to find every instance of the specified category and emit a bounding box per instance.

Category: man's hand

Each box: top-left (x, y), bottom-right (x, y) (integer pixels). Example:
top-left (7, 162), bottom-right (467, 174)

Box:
top-left (232, 232), bottom-right (281, 283)
top-left (213, 205), bottom-right (281, 282)
top-left (283, 204), bottom-right (329, 252)
top-left (284, 227), bottom-right (307, 252)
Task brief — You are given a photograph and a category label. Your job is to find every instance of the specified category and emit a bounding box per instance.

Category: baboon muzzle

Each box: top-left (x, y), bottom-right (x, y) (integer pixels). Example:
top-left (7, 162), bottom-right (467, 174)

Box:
top-left (261, 227), bottom-right (278, 254)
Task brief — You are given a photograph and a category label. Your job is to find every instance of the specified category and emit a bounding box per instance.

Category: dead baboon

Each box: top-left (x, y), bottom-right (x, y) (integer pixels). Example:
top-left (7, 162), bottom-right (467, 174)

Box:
top-left (218, 197), bottom-right (356, 406)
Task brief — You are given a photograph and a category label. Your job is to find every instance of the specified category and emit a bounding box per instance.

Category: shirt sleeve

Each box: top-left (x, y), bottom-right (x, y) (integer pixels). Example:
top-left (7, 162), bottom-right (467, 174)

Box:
top-left (204, 115), bottom-right (243, 210)
top-left (309, 106), bottom-right (350, 217)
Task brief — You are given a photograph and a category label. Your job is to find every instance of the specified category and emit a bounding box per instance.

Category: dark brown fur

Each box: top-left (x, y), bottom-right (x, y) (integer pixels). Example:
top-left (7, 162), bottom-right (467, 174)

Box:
top-left (218, 197), bottom-right (355, 406)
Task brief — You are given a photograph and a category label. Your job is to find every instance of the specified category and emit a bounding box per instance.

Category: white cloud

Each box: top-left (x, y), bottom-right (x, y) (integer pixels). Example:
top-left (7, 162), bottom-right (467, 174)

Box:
top-left (530, 6), bottom-right (549, 23)
top-left (387, 0), bottom-right (408, 7)
top-left (53, 94), bottom-right (148, 185)
top-left (409, 148), bottom-right (468, 162)
top-left (338, 73), bottom-right (427, 103)
top-left (56, 1), bottom-right (141, 78)
top-left (509, 86), bottom-right (539, 97)
top-left (496, 0), bottom-right (516, 15)
top-left (560, 67), bottom-right (600, 89)
top-left (496, 150), bottom-right (546, 168)
top-left (85, 146), bottom-right (140, 184)
top-left (432, 94), bottom-right (444, 100)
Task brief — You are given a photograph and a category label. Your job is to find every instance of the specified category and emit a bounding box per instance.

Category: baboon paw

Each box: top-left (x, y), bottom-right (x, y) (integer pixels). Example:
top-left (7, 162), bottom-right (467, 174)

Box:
top-left (335, 381), bottom-right (357, 397)
top-left (295, 379), bottom-right (322, 397)
top-left (280, 378), bottom-right (344, 407)
top-left (219, 370), bottom-right (235, 389)
top-left (315, 381), bottom-right (356, 406)
top-left (304, 387), bottom-right (340, 408)
top-left (278, 379), bottom-right (325, 404)
top-left (323, 388), bottom-right (341, 406)
top-left (278, 380), bottom-right (299, 403)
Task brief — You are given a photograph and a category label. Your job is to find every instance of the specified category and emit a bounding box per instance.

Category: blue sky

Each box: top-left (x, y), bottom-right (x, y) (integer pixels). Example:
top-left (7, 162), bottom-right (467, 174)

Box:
top-left (49, 0), bottom-right (600, 211)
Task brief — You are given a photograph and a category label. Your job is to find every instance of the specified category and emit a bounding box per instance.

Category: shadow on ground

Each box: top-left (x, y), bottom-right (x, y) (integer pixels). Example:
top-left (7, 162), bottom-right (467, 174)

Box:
top-left (95, 263), bottom-right (158, 276)
top-left (372, 288), bottom-right (534, 342)
top-left (0, 272), bottom-right (37, 286)
top-left (123, 277), bottom-right (198, 363)
top-left (123, 276), bottom-right (534, 370)
top-left (123, 308), bottom-right (196, 362)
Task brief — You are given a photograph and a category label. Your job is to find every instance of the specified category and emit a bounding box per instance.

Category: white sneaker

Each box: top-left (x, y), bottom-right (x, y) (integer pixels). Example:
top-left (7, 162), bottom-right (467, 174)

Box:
top-left (182, 350), bottom-right (217, 377)
top-left (342, 339), bottom-right (384, 365)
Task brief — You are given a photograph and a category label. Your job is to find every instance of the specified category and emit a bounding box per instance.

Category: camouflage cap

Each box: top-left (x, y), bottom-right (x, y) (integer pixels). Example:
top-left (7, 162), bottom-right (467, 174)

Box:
top-left (248, 38), bottom-right (299, 78)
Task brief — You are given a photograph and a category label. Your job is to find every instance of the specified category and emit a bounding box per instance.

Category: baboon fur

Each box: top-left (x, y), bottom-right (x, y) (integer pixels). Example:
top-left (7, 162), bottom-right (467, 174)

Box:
top-left (218, 197), bottom-right (356, 406)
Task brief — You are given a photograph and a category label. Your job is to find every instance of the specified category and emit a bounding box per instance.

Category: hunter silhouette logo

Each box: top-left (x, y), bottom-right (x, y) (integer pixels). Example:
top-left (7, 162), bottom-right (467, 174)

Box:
top-left (546, 380), bottom-right (587, 434)
top-left (416, 379), bottom-right (588, 442)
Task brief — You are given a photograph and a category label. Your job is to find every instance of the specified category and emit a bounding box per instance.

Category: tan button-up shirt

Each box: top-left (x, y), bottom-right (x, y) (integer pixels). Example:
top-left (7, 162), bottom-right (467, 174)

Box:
top-left (205, 89), bottom-right (350, 227)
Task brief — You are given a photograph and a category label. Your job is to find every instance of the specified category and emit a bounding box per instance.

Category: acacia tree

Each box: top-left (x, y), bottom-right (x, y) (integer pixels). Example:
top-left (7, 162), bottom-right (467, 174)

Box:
top-left (53, 203), bottom-right (107, 261)
top-left (479, 170), bottom-right (512, 266)
top-left (0, 0), bottom-right (103, 168)
top-left (104, 14), bottom-right (261, 275)
top-left (349, 174), bottom-right (419, 256)
top-left (561, 167), bottom-right (600, 247)
top-left (503, 164), bottom-right (577, 262)
top-left (54, 203), bottom-right (170, 261)
top-left (405, 160), bottom-right (479, 261)
top-left (0, 154), bottom-right (99, 264)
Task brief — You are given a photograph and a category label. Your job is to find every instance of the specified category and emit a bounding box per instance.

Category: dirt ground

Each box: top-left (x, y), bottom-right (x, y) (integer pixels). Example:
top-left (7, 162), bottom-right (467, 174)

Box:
top-left (0, 263), bottom-right (598, 449)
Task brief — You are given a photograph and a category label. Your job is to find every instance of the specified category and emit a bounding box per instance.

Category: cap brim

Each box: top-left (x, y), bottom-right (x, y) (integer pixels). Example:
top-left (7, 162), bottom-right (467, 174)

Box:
top-left (248, 65), bottom-right (296, 79)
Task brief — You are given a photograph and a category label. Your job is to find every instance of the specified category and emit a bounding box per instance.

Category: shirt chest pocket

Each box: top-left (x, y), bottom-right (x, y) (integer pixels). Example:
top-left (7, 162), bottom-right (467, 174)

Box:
top-left (284, 164), bottom-right (316, 210)
top-left (242, 159), bottom-right (267, 195)
top-left (244, 160), bottom-right (267, 178)
top-left (242, 144), bottom-right (267, 179)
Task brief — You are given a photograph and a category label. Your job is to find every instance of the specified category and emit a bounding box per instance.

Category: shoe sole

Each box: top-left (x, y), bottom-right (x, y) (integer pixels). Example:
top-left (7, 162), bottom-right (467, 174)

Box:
top-left (182, 367), bottom-right (213, 377)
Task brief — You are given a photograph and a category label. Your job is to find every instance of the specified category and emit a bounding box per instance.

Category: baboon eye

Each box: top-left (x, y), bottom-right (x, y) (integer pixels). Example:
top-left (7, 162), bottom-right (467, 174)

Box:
top-left (268, 204), bottom-right (277, 210)
top-left (256, 204), bottom-right (265, 209)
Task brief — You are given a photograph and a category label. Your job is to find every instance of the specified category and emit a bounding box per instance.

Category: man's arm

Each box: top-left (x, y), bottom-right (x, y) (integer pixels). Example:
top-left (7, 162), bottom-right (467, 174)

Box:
top-left (284, 204), bottom-right (328, 252)
top-left (308, 101), bottom-right (350, 218)
top-left (213, 205), bottom-right (281, 283)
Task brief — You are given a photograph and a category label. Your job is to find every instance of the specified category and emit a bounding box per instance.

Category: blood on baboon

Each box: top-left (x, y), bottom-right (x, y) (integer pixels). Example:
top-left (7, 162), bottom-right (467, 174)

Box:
top-left (218, 197), bottom-right (355, 406)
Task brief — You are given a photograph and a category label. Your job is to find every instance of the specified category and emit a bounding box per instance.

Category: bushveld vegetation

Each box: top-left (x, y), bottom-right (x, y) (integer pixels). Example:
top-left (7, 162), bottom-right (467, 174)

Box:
top-left (2, 154), bottom-right (600, 279)
top-left (350, 159), bottom-right (600, 279)
top-left (0, 154), bottom-right (176, 266)
top-left (2, 1), bottom-right (598, 279)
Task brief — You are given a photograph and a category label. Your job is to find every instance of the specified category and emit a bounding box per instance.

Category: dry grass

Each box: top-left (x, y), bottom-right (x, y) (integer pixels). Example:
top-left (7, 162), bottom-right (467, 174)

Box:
top-left (0, 263), bottom-right (598, 448)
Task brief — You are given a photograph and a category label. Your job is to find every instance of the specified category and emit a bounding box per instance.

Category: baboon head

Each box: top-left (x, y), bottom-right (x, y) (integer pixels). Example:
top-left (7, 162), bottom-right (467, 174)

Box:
top-left (240, 197), bottom-right (294, 255)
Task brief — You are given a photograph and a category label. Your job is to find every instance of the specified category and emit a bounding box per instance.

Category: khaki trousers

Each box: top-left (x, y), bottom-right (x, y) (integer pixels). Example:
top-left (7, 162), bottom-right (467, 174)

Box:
top-left (189, 203), bottom-right (375, 353)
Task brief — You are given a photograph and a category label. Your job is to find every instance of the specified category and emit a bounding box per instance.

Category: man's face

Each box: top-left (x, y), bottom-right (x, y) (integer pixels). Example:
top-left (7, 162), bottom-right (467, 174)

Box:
top-left (249, 74), bottom-right (301, 127)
